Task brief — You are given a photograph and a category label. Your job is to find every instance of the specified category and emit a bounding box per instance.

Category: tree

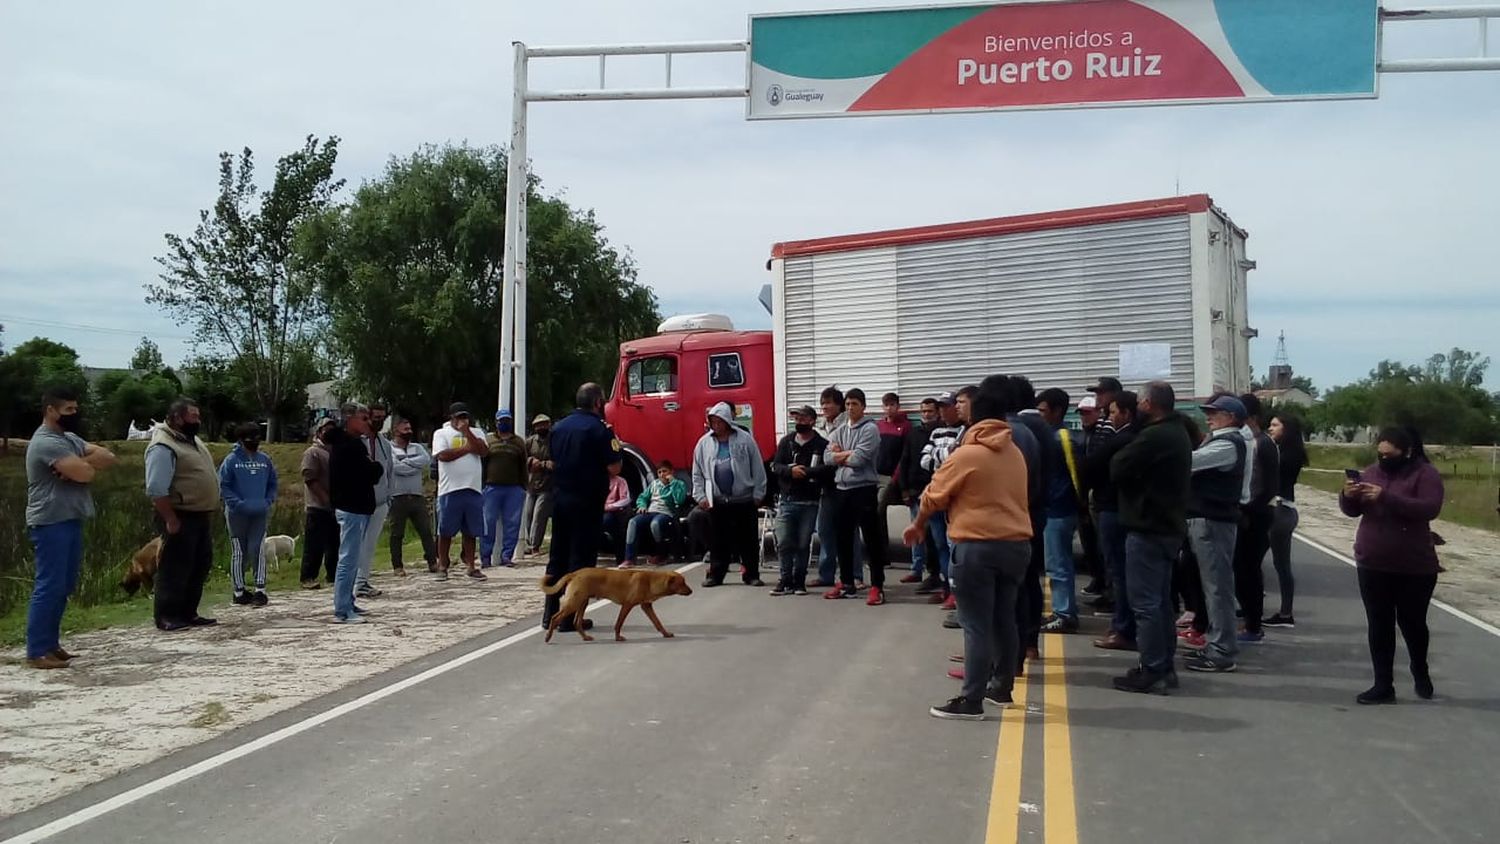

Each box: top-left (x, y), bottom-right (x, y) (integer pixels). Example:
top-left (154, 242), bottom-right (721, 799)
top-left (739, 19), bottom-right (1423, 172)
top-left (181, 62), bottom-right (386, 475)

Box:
top-left (304, 144), bottom-right (659, 425)
top-left (148, 135), bottom-right (343, 440)
top-left (0, 336), bottom-right (89, 442)
top-left (94, 370), bottom-right (180, 439)
top-left (129, 337), bottom-right (166, 373)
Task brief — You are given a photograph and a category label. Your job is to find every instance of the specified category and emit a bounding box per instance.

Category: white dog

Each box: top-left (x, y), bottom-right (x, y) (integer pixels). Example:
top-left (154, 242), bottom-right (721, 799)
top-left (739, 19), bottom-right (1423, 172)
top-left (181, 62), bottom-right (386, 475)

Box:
top-left (262, 535), bottom-right (299, 571)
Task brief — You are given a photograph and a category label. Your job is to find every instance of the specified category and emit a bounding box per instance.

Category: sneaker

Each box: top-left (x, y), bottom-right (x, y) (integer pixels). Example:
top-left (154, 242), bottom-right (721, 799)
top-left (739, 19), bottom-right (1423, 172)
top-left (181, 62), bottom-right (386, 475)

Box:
top-left (393, 567), bottom-right (408, 578)
top-left (823, 586), bottom-right (852, 599)
top-left (252, 591), bottom-right (268, 608)
top-left (26, 654), bottom-right (72, 669)
top-left (1042, 615), bottom-right (1079, 634)
top-left (480, 558), bottom-right (493, 569)
top-left (189, 616), bottom-right (218, 626)
top-left (232, 591), bottom-right (254, 606)
top-left (1081, 581), bottom-right (1104, 597)
top-left (983, 687), bottom-right (1014, 707)
top-left (947, 667), bottom-right (964, 680)
top-left (1178, 630), bottom-right (1206, 649)
top-left (866, 587), bottom-right (886, 606)
top-left (1237, 629), bottom-right (1265, 644)
top-left (769, 583), bottom-right (791, 596)
top-left (1093, 632), bottom-right (1136, 651)
top-left (500, 559), bottom-right (517, 568)
top-left (356, 584), bottom-right (383, 598)
top-left (704, 577), bottom-right (725, 588)
top-left (434, 567), bottom-right (450, 581)
top-left (949, 653), bottom-right (965, 663)
top-left (743, 578), bottom-right (766, 587)
top-left (335, 614), bottom-right (368, 625)
top-left (300, 580), bottom-right (322, 590)
top-left (930, 696), bottom-right (986, 721)
top-left (1184, 655), bottom-right (1237, 673)
top-left (1415, 675), bottom-right (1435, 700)
top-left (618, 561), bottom-right (636, 569)
top-left (467, 568), bottom-right (488, 580)
top-left (1356, 686), bottom-right (1397, 705)
top-left (351, 605), bottom-right (371, 616)
top-left (914, 577), bottom-right (944, 595)
top-left (1175, 610), bottom-right (1196, 628)
top-left (899, 573), bottom-right (923, 584)
top-left (942, 612), bottom-right (961, 630)
top-left (793, 584), bottom-right (809, 596)
top-left (1112, 666), bottom-right (1169, 694)
top-left (51, 646), bottom-right (75, 661)
top-left (1262, 613), bottom-right (1296, 628)
top-left (941, 593), bottom-right (957, 611)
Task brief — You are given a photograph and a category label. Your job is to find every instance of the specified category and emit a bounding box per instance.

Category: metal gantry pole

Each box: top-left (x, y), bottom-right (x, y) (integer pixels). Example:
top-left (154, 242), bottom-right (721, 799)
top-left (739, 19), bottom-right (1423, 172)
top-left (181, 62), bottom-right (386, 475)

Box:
top-left (499, 42), bottom-right (528, 420)
top-left (1380, 4), bottom-right (1500, 71)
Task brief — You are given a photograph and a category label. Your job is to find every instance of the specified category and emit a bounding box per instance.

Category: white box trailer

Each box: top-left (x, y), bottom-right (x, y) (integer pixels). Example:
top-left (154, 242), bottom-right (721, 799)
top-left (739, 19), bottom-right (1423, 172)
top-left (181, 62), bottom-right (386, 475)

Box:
top-left (769, 195), bottom-right (1254, 430)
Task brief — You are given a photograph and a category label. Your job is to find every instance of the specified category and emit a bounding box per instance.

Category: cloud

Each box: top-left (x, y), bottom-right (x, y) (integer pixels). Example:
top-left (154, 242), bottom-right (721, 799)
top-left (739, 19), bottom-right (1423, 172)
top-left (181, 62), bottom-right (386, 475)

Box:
top-left (1, 0), bottom-right (1495, 392)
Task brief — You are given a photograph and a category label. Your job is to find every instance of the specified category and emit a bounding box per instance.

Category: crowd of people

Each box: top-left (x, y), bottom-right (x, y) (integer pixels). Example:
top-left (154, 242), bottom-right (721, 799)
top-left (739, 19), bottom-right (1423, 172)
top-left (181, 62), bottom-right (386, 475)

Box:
top-left (19, 377), bottom-right (1448, 717)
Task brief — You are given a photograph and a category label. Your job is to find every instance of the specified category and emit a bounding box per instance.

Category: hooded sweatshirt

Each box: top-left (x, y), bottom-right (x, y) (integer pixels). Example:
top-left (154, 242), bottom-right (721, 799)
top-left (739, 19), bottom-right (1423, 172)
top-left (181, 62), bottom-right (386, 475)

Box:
top-left (825, 415), bottom-right (881, 490)
top-left (218, 443), bottom-right (278, 517)
top-left (691, 403), bottom-right (767, 507)
top-left (1339, 459), bottom-right (1444, 575)
top-left (918, 419), bottom-right (1032, 542)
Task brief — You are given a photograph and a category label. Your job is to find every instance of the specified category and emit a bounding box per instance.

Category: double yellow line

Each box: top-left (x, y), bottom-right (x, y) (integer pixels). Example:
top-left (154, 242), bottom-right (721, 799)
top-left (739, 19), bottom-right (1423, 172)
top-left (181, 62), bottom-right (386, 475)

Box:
top-left (984, 624), bottom-right (1078, 843)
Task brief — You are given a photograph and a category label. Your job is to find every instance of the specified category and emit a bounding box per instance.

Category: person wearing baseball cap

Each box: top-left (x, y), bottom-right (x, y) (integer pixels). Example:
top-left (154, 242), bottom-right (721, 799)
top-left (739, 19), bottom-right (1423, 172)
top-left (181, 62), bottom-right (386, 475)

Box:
top-left (481, 409), bottom-right (528, 568)
top-left (1182, 392), bottom-right (1251, 674)
top-left (432, 401), bottom-right (490, 581)
top-left (522, 413), bottom-right (555, 556)
top-left (768, 405), bottom-right (832, 595)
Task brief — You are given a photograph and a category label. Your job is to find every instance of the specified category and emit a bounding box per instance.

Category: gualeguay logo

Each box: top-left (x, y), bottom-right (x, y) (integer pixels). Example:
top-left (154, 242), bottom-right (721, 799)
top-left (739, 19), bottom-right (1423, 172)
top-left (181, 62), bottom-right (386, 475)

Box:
top-left (767, 84), bottom-right (783, 106)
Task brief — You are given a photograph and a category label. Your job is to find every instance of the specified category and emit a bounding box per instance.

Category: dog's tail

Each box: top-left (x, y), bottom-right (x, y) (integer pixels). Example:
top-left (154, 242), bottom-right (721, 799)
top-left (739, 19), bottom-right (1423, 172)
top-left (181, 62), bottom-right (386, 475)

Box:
top-left (538, 572), bottom-right (576, 595)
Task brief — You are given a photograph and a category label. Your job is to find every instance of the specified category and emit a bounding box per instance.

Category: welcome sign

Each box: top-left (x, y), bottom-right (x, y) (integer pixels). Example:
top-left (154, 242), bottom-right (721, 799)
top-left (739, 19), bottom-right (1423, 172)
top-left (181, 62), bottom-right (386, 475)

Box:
top-left (747, 0), bottom-right (1379, 119)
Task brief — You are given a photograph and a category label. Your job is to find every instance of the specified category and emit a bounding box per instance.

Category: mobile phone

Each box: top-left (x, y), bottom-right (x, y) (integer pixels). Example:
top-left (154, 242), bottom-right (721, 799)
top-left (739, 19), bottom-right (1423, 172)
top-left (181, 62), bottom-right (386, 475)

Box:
top-left (1344, 469), bottom-right (1362, 482)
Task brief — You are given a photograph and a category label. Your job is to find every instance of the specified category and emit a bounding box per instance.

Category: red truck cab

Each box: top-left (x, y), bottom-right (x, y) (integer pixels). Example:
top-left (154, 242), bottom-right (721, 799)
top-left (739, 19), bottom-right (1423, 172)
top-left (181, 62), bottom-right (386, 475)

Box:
top-left (605, 315), bottom-right (775, 493)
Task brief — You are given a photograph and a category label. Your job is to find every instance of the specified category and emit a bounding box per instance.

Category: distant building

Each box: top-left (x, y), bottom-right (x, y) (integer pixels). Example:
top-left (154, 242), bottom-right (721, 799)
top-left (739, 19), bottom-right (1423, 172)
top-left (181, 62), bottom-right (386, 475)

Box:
top-left (1254, 387), bottom-right (1315, 407)
top-left (307, 379), bottom-right (341, 413)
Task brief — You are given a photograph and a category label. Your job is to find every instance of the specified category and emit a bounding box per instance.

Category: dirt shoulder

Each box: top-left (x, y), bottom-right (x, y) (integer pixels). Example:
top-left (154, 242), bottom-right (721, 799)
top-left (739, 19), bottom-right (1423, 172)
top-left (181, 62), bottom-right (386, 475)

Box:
top-left (1293, 485), bottom-right (1500, 628)
top-left (0, 563), bottom-right (545, 818)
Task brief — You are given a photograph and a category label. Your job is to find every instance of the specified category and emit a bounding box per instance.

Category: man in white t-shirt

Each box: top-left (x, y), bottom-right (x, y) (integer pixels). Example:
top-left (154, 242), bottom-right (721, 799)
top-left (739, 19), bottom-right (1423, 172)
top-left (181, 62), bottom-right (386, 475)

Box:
top-left (432, 402), bottom-right (489, 581)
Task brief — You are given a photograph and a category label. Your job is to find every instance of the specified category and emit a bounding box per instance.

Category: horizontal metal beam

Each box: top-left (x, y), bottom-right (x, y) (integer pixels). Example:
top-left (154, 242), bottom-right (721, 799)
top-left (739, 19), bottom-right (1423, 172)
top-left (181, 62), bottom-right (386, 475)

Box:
top-left (1381, 5), bottom-right (1500, 20)
top-left (1379, 56), bottom-right (1500, 71)
top-left (525, 41), bottom-right (746, 58)
top-left (527, 87), bottom-right (748, 102)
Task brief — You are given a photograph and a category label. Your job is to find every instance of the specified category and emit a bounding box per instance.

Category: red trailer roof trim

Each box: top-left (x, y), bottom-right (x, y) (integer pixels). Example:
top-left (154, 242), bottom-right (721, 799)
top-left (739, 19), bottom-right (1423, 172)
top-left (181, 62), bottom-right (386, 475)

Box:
top-left (771, 194), bottom-right (1213, 259)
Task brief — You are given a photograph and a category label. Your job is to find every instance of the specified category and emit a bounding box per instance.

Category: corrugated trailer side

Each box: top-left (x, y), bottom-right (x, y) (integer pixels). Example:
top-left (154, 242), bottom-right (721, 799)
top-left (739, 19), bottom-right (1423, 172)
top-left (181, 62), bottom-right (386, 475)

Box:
top-left (771, 195), bottom-right (1254, 437)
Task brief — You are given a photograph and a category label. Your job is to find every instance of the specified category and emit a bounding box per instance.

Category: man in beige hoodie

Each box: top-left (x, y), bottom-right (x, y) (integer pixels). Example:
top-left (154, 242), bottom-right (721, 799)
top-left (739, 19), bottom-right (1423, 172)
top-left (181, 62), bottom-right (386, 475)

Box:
top-left (907, 375), bottom-right (1033, 721)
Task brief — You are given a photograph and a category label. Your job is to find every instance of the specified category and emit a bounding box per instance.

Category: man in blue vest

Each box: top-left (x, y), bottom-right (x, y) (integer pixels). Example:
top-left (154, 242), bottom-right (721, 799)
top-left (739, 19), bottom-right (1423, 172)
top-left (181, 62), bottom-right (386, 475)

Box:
top-left (541, 383), bottom-right (620, 631)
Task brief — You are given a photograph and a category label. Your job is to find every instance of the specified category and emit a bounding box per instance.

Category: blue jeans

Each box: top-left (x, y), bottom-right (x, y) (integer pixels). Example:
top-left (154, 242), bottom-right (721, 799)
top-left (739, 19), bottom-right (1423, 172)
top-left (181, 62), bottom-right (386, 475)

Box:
top-left (907, 501), bottom-right (927, 576)
top-left (26, 520), bottom-right (84, 659)
top-left (1097, 511), bottom-right (1133, 639)
top-left (1044, 516), bottom-right (1079, 619)
top-left (1125, 531), bottom-right (1180, 674)
top-left (625, 512), bottom-right (674, 561)
top-left (1188, 517), bottom-right (1240, 662)
top-left (775, 500), bottom-right (819, 587)
top-left (334, 511), bottom-right (370, 619)
top-left (928, 511), bottom-right (952, 580)
top-left (816, 496), bottom-right (862, 584)
top-left (482, 484), bottom-right (527, 564)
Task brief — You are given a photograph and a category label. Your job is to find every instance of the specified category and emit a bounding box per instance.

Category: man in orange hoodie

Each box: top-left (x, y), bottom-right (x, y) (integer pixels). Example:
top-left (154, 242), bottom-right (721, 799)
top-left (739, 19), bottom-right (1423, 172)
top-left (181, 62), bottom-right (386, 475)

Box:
top-left (907, 375), bottom-right (1034, 721)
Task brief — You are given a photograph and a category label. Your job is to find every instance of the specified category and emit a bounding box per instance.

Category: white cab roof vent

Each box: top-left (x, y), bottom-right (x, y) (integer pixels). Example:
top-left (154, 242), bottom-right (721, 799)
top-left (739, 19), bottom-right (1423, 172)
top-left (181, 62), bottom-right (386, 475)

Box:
top-left (658, 313), bottom-right (735, 334)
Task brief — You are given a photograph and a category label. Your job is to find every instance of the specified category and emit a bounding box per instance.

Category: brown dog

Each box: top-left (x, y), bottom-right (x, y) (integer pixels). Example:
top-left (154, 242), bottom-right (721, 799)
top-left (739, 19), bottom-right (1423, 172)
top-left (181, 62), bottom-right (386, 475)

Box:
top-left (539, 568), bottom-right (693, 643)
top-left (121, 536), bottom-right (162, 597)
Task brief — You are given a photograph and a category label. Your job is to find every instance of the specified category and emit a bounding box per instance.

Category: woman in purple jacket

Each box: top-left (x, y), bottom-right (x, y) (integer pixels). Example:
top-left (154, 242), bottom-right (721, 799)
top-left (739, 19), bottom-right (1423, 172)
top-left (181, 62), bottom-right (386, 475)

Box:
top-left (1339, 427), bottom-right (1444, 705)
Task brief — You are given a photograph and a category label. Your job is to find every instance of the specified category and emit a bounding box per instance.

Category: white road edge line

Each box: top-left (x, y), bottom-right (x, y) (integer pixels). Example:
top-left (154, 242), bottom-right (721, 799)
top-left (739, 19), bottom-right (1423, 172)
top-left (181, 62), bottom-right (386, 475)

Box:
top-left (1293, 533), bottom-right (1500, 639)
top-left (1, 562), bottom-right (705, 844)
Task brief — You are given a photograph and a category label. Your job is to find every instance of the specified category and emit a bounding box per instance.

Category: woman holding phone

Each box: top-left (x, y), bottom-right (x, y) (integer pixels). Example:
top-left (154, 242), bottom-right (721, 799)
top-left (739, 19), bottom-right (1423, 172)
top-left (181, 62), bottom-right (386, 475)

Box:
top-left (1339, 427), bottom-right (1444, 705)
top-left (1262, 415), bottom-right (1307, 627)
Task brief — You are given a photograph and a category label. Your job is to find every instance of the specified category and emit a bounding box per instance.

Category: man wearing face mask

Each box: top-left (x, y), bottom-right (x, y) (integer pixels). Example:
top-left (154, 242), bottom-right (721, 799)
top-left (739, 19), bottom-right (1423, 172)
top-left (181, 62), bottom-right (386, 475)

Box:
top-left (522, 414), bottom-right (555, 556)
top-left (217, 422), bottom-right (278, 607)
top-left (146, 397), bottom-right (222, 631)
top-left (24, 387), bottom-right (116, 669)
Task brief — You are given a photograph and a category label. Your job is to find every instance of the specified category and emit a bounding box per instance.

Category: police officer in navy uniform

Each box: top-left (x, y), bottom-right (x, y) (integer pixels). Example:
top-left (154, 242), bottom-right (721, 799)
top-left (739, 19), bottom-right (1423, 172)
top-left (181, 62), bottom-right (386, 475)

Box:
top-left (541, 382), bottom-right (621, 630)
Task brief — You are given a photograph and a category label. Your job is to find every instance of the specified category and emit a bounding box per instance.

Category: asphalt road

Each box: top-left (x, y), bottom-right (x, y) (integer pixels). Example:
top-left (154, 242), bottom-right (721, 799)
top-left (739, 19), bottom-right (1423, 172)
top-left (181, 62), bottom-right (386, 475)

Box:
top-left (3, 538), bottom-right (1498, 844)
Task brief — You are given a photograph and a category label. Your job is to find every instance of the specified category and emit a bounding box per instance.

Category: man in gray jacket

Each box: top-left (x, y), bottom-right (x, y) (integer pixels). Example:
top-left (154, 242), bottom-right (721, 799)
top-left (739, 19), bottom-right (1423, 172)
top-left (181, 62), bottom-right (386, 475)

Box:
top-left (825, 388), bottom-right (890, 605)
top-left (387, 415), bottom-right (437, 574)
top-left (692, 402), bottom-right (768, 588)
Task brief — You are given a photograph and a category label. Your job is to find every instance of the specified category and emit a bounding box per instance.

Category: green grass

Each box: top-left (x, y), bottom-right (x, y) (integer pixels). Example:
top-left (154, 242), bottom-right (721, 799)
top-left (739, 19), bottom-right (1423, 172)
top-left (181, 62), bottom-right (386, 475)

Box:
top-left (1304, 444), bottom-right (1499, 532)
top-left (0, 438), bottom-right (439, 646)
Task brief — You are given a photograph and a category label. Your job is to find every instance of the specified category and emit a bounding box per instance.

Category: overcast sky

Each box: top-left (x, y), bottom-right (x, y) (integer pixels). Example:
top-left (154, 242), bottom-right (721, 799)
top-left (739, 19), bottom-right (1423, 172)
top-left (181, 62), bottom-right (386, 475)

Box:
top-left (2, 1), bottom-right (1497, 392)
